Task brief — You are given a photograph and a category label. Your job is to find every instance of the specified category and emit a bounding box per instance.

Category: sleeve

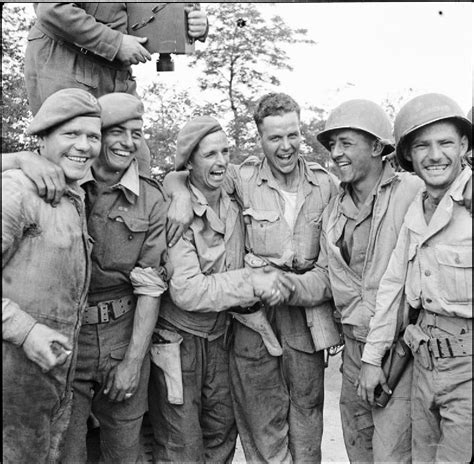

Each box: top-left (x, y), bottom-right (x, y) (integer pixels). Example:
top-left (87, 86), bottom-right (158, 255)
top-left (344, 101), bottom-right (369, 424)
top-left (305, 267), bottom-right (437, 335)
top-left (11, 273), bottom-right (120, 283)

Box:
top-left (2, 174), bottom-right (38, 345)
top-left (35, 3), bottom-right (123, 61)
top-left (133, 190), bottom-right (169, 296)
top-left (168, 230), bottom-right (258, 312)
top-left (285, 205), bottom-right (333, 307)
top-left (362, 223), bottom-right (411, 366)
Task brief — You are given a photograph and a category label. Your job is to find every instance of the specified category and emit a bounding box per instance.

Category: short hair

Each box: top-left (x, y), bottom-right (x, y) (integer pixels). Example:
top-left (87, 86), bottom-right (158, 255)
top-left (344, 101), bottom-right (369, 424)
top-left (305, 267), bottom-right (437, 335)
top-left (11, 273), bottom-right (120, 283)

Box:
top-left (253, 93), bottom-right (300, 133)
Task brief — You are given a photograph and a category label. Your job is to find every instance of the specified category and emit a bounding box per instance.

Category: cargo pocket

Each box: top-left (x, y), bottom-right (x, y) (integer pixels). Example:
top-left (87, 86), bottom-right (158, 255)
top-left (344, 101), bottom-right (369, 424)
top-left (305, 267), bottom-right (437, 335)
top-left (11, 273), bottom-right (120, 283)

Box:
top-left (103, 212), bottom-right (149, 270)
top-left (74, 52), bottom-right (99, 89)
top-left (434, 245), bottom-right (472, 304)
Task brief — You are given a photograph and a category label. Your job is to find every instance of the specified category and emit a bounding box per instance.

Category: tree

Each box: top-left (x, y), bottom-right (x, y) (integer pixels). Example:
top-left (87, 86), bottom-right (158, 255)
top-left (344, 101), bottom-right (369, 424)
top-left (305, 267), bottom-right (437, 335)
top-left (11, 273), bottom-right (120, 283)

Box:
top-left (1, 4), bottom-right (35, 153)
top-left (188, 3), bottom-right (316, 160)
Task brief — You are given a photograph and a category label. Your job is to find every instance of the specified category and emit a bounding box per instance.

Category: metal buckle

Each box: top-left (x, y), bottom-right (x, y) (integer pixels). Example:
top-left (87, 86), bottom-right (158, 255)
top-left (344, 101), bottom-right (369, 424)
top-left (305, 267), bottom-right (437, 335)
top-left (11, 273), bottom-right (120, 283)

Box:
top-left (97, 302), bottom-right (110, 323)
top-left (79, 47), bottom-right (89, 55)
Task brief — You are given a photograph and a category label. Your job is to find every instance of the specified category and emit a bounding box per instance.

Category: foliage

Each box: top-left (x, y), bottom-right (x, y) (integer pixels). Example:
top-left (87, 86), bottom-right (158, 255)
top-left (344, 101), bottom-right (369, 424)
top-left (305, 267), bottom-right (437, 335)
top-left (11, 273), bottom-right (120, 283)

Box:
top-left (188, 3), bottom-right (317, 158)
top-left (1, 4), bottom-right (35, 153)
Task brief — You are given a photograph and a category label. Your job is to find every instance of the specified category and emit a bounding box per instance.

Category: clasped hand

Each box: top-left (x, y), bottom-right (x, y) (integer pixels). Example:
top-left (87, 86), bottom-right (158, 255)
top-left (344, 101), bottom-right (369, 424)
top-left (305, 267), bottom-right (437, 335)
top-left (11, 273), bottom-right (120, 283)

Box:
top-left (250, 267), bottom-right (296, 307)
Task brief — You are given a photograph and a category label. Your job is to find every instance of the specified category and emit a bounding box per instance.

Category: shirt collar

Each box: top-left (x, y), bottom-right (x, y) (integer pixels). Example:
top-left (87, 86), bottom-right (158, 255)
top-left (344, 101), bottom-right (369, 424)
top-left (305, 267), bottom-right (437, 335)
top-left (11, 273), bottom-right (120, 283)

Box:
top-left (257, 156), bottom-right (318, 188)
top-left (79, 159), bottom-right (140, 203)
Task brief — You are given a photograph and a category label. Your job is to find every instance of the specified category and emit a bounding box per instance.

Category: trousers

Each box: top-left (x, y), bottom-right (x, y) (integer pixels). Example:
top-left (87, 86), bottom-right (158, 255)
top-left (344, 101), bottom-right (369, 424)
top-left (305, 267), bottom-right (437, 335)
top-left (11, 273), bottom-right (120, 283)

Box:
top-left (339, 335), bottom-right (412, 463)
top-left (148, 323), bottom-right (237, 463)
top-left (229, 305), bottom-right (325, 464)
top-left (61, 310), bottom-right (150, 464)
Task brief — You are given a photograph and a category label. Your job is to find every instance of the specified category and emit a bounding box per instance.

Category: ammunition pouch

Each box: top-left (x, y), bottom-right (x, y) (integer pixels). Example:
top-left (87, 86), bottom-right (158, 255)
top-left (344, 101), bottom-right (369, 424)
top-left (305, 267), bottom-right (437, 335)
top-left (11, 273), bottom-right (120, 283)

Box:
top-left (305, 302), bottom-right (343, 352)
top-left (150, 329), bottom-right (184, 405)
top-left (230, 307), bottom-right (283, 356)
top-left (404, 324), bottom-right (432, 370)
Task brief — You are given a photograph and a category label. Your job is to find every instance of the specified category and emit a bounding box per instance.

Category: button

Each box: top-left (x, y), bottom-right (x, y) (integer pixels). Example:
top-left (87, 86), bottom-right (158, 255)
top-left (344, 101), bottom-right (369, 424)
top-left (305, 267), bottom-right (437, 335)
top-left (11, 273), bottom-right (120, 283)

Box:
top-left (455, 255), bottom-right (461, 264)
top-left (426, 298), bottom-right (432, 304)
top-left (128, 235), bottom-right (133, 240)
top-left (424, 270), bottom-right (431, 277)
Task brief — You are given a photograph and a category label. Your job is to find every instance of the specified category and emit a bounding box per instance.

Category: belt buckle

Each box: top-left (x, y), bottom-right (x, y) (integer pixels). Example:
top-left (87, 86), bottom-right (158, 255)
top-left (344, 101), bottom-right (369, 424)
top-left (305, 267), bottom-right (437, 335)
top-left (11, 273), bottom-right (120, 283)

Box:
top-left (97, 302), bottom-right (110, 323)
top-left (79, 47), bottom-right (89, 55)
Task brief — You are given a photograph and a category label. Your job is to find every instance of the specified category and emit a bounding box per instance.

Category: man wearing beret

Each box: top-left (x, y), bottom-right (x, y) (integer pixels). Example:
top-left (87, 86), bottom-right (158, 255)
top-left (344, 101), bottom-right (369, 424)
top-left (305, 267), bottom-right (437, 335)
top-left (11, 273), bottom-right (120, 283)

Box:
top-left (148, 116), bottom-right (283, 463)
top-left (2, 88), bottom-right (101, 463)
top-left (3, 92), bottom-right (168, 463)
top-left (165, 93), bottom-right (338, 463)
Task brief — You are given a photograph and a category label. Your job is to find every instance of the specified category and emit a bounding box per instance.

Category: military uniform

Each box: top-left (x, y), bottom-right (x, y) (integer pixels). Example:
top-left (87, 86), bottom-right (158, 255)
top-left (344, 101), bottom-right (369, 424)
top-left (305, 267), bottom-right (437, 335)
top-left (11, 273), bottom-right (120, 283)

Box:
top-left (365, 168), bottom-right (472, 463)
top-left (225, 157), bottom-right (337, 463)
top-left (61, 161), bottom-right (168, 464)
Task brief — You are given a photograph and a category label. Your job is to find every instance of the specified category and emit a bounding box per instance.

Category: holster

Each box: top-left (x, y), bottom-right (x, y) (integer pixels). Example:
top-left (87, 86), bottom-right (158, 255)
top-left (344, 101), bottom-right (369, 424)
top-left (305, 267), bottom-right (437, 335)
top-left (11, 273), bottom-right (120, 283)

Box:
top-left (231, 308), bottom-right (283, 356)
top-left (374, 335), bottom-right (412, 408)
top-left (305, 302), bottom-right (343, 352)
top-left (150, 329), bottom-right (184, 405)
top-left (404, 323), bottom-right (432, 370)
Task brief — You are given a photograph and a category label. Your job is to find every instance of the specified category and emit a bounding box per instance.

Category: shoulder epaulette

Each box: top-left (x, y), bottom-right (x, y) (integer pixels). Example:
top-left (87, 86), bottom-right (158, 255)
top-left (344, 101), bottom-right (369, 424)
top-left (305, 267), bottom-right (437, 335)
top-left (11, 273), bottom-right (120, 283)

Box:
top-left (140, 175), bottom-right (166, 199)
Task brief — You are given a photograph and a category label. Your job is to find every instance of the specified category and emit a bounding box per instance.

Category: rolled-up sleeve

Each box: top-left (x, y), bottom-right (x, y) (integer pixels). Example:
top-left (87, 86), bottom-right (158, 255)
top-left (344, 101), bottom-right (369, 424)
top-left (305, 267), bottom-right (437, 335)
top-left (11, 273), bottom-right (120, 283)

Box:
top-left (168, 231), bottom-right (257, 312)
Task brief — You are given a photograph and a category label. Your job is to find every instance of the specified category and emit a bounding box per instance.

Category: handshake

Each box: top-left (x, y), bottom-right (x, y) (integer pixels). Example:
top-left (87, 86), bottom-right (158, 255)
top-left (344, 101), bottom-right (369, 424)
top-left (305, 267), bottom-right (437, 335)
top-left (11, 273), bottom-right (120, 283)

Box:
top-left (246, 255), bottom-right (296, 307)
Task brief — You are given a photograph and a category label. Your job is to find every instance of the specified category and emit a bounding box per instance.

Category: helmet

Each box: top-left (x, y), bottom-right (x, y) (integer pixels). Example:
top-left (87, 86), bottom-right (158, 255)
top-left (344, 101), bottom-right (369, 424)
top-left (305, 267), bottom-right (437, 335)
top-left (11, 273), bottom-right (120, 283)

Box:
top-left (317, 99), bottom-right (394, 156)
top-left (394, 93), bottom-right (472, 172)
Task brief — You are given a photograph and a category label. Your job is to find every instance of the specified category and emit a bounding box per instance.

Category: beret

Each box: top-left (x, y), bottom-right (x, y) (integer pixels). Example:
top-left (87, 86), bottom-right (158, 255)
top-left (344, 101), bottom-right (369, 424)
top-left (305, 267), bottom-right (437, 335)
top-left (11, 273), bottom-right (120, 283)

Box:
top-left (175, 116), bottom-right (224, 170)
top-left (99, 93), bottom-right (144, 129)
top-left (28, 88), bottom-right (101, 135)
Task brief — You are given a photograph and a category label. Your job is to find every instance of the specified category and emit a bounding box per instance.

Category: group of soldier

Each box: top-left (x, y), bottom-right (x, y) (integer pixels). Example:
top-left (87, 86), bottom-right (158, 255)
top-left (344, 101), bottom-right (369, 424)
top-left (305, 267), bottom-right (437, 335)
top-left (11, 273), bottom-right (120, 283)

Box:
top-left (2, 3), bottom-right (473, 464)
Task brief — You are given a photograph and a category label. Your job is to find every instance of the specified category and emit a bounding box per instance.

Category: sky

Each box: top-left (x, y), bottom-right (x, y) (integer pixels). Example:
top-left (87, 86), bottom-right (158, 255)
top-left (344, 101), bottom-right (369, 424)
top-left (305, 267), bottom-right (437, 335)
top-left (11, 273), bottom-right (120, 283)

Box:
top-left (133, 2), bottom-right (473, 117)
top-left (8, 2), bottom-right (473, 117)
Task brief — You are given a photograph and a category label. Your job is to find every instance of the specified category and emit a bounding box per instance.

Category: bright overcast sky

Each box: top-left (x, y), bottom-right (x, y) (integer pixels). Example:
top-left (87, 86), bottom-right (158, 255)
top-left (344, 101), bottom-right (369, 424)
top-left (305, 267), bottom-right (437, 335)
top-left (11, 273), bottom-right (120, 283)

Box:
top-left (134, 2), bottom-right (473, 116)
top-left (11, 2), bottom-right (473, 116)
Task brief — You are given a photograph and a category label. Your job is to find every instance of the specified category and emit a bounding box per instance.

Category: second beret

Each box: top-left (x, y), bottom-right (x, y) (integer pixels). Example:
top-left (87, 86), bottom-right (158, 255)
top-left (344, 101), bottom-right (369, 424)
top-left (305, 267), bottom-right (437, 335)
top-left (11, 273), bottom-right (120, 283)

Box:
top-left (99, 93), bottom-right (145, 129)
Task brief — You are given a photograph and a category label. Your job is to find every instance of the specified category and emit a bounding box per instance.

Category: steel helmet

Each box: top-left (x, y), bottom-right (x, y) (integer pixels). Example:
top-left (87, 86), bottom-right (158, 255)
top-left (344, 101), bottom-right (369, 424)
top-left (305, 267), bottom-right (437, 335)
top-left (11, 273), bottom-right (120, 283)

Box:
top-left (317, 99), bottom-right (394, 156)
top-left (394, 93), bottom-right (472, 172)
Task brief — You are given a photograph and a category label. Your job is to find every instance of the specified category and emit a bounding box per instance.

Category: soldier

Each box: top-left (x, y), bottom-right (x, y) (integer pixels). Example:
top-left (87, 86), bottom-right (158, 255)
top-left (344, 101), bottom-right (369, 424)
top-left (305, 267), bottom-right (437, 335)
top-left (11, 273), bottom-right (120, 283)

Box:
top-left (148, 116), bottom-right (282, 463)
top-left (166, 93), bottom-right (338, 463)
top-left (362, 93), bottom-right (472, 463)
top-left (24, 3), bottom-right (208, 175)
top-left (2, 93), bottom-right (169, 463)
top-left (2, 89), bottom-right (101, 463)
top-left (275, 99), bottom-right (422, 462)
top-left (24, 3), bottom-right (208, 114)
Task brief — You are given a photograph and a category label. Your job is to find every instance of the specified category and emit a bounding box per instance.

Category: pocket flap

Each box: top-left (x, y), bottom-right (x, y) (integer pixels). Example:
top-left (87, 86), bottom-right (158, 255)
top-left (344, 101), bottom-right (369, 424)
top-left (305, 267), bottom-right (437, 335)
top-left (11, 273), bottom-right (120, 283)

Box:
top-left (435, 245), bottom-right (472, 268)
top-left (108, 211), bottom-right (149, 232)
top-left (243, 208), bottom-right (279, 223)
top-left (285, 333), bottom-right (315, 354)
top-left (110, 343), bottom-right (129, 360)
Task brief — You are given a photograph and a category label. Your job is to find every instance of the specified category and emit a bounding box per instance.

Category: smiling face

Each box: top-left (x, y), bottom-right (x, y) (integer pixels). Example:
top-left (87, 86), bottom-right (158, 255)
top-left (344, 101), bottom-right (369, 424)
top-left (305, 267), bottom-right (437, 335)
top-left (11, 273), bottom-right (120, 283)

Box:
top-left (100, 119), bottom-right (143, 174)
top-left (39, 116), bottom-right (101, 183)
top-left (187, 130), bottom-right (230, 195)
top-left (259, 111), bottom-right (301, 180)
top-left (327, 128), bottom-right (383, 185)
top-left (406, 120), bottom-right (467, 195)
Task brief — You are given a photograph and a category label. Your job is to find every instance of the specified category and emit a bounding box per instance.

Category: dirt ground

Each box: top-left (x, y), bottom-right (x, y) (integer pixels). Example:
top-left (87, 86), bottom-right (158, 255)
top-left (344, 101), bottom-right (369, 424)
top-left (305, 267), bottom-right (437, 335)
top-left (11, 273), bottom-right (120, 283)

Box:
top-left (87, 352), bottom-right (349, 463)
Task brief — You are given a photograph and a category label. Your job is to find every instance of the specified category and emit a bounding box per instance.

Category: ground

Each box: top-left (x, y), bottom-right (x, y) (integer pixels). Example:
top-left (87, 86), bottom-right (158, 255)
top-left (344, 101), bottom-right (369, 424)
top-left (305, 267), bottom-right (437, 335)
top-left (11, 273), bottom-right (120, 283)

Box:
top-left (87, 352), bottom-right (349, 463)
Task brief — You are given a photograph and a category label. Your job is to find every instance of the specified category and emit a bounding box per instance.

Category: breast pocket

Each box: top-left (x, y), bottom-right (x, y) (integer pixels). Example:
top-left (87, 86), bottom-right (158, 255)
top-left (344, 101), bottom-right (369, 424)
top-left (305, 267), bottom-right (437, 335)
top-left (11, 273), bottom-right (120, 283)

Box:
top-left (434, 245), bottom-right (472, 304)
top-left (243, 208), bottom-right (282, 257)
top-left (103, 212), bottom-right (149, 271)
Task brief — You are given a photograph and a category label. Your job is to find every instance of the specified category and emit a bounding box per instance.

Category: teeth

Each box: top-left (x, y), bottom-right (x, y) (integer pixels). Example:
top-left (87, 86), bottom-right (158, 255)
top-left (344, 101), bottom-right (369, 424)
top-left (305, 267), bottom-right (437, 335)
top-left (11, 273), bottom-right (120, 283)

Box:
top-left (426, 165), bottom-right (448, 171)
top-left (113, 150), bottom-right (130, 157)
top-left (66, 156), bottom-right (88, 163)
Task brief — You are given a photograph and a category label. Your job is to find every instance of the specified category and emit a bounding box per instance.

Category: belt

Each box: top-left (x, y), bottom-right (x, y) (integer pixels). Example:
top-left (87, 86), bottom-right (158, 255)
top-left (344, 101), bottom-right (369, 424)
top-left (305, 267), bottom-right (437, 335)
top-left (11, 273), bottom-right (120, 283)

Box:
top-left (35, 22), bottom-right (128, 71)
top-left (420, 309), bottom-right (472, 335)
top-left (83, 295), bottom-right (135, 325)
top-left (428, 336), bottom-right (472, 358)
